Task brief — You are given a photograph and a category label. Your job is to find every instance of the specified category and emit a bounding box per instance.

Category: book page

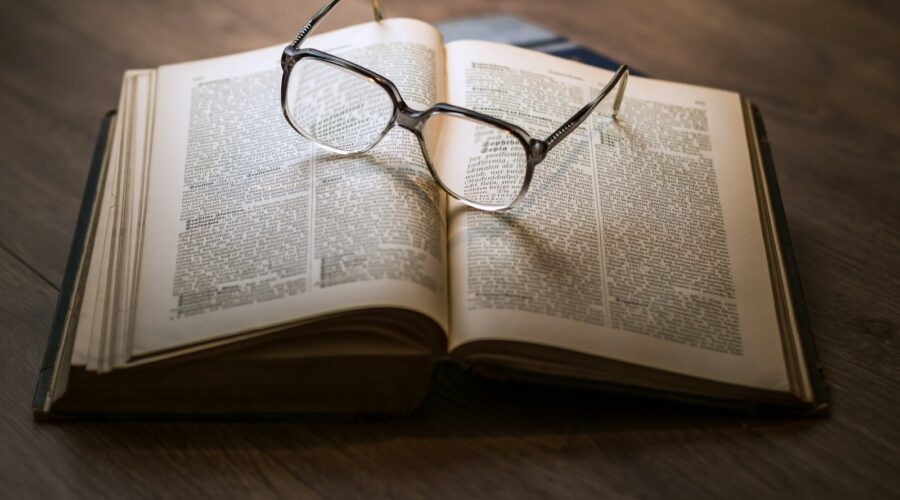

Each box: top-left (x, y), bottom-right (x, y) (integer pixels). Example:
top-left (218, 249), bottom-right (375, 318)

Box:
top-left (443, 41), bottom-right (789, 391)
top-left (71, 69), bottom-right (156, 371)
top-left (132, 19), bottom-right (448, 356)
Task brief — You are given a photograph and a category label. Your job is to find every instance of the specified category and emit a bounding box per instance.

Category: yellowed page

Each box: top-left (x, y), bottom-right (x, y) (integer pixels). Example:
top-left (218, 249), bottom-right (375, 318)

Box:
top-left (444, 41), bottom-right (788, 392)
top-left (71, 108), bottom-right (120, 367)
top-left (105, 69), bottom-right (155, 370)
top-left (132, 19), bottom-right (448, 356)
top-left (83, 74), bottom-right (131, 370)
top-left (72, 70), bottom-right (155, 369)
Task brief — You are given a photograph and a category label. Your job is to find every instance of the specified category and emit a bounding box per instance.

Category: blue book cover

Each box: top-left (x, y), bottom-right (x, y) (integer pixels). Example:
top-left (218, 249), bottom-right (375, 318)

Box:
top-left (436, 14), bottom-right (643, 75)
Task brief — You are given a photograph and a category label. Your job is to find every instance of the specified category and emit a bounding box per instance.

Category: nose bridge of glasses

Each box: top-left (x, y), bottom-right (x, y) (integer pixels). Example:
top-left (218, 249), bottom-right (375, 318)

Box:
top-left (393, 105), bottom-right (427, 133)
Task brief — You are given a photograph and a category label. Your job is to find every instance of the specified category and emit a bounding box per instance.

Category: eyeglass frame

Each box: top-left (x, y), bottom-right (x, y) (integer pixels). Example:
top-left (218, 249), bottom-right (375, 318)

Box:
top-left (281, 0), bottom-right (629, 212)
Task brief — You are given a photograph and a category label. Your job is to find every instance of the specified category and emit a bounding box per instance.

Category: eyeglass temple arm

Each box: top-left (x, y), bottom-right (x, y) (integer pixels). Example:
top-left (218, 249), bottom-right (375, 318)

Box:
top-left (289, 0), bottom-right (384, 49)
top-left (544, 65), bottom-right (629, 152)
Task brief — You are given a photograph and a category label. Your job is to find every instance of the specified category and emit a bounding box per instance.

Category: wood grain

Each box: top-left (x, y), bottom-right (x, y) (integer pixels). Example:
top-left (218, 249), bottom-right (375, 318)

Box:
top-left (1, 0), bottom-right (898, 497)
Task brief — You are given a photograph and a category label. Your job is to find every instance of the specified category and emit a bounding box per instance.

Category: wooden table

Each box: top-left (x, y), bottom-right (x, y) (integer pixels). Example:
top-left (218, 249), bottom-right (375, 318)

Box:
top-left (2, 0), bottom-right (897, 497)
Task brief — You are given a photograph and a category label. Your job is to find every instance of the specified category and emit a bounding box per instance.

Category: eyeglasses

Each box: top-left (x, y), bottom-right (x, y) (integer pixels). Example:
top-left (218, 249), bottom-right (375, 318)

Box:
top-left (281, 0), bottom-right (628, 211)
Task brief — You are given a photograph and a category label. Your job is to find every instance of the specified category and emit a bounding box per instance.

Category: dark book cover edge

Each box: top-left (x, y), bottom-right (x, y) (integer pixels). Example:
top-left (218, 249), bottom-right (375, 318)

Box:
top-left (32, 111), bottom-right (116, 418)
top-left (748, 104), bottom-right (830, 412)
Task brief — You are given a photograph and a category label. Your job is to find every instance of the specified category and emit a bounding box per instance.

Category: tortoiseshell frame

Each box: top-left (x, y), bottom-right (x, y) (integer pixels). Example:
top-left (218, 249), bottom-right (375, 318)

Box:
top-left (281, 0), bottom-right (629, 211)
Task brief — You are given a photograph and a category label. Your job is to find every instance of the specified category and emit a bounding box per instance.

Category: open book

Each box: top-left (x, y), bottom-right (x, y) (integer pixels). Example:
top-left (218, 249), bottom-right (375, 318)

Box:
top-left (34, 18), bottom-right (827, 417)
